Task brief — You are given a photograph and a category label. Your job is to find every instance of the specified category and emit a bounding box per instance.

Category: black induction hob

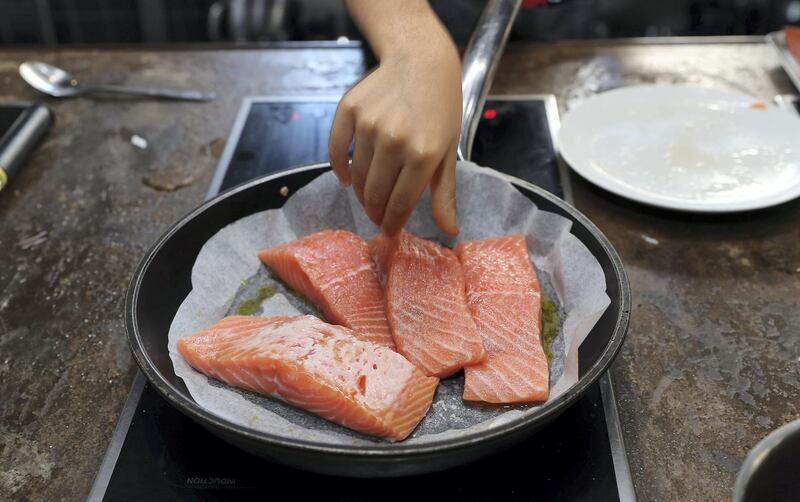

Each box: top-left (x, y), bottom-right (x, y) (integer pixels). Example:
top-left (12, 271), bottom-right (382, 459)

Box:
top-left (88, 96), bottom-right (636, 502)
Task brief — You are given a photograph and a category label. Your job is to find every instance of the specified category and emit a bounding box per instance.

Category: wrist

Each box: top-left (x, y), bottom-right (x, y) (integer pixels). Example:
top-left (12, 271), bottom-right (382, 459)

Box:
top-left (345, 0), bottom-right (459, 69)
top-left (371, 5), bottom-right (457, 61)
top-left (381, 27), bottom-right (460, 71)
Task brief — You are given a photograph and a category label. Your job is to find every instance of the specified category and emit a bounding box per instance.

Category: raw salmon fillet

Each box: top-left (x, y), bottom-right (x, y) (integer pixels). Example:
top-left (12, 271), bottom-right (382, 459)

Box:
top-left (455, 235), bottom-right (549, 403)
top-left (258, 230), bottom-right (394, 348)
top-left (177, 315), bottom-right (439, 441)
top-left (377, 231), bottom-right (486, 378)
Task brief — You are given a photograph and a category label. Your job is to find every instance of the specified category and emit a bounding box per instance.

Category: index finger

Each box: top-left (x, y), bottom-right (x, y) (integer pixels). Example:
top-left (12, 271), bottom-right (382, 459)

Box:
top-left (380, 155), bottom-right (440, 236)
top-left (328, 101), bottom-right (355, 185)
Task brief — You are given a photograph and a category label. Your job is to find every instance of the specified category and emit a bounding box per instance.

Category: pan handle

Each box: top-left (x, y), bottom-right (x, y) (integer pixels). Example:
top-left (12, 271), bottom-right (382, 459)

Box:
top-left (458, 0), bottom-right (522, 161)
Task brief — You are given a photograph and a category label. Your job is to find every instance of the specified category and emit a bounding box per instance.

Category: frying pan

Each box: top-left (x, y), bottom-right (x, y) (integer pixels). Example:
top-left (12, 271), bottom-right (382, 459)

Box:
top-left (126, 0), bottom-right (630, 477)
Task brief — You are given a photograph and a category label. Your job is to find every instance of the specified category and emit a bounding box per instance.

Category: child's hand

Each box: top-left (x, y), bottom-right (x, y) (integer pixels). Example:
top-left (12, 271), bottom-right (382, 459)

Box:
top-left (330, 1), bottom-right (462, 236)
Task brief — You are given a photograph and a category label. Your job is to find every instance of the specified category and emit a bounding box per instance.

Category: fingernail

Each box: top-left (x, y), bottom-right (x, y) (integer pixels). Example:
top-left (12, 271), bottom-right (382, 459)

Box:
top-left (448, 217), bottom-right (459, 236)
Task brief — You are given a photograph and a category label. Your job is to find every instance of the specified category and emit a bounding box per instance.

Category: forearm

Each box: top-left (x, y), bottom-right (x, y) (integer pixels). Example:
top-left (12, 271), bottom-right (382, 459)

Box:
top-left (344, 0), bottom-right (457, 61)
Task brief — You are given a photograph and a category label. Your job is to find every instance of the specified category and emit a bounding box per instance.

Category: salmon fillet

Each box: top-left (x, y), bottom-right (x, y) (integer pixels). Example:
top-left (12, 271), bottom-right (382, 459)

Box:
top-left (177, 315), bottom-right (439, 441)
top-left (258, 230), bottom-right (394, 348)
top-left (376, 231), bottom-right (486, 378)
top-left (455, 235), bottom-right (549, 404)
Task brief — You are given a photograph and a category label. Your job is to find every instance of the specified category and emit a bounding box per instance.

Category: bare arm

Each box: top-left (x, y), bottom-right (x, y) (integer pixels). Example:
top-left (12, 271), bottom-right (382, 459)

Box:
top-left (329, 0), bottom-right (462, 236)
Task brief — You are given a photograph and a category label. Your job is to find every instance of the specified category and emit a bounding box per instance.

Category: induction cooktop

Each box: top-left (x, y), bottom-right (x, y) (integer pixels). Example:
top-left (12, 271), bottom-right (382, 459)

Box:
top-left (89, 95), bottom-right (635, 502)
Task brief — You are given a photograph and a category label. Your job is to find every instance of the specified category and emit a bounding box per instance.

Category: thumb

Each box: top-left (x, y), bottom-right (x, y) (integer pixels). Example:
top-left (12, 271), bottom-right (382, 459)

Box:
top-left (430, 145), bottom-right (458, 236)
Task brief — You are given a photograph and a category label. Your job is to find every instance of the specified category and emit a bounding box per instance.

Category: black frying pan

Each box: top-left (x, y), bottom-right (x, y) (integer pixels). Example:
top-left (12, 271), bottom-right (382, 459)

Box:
top-left (126, 0), bottom-right (631, 477)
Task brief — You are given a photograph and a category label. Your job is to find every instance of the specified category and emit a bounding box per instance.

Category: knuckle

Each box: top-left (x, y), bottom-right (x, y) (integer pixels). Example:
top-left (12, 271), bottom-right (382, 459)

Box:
top-left (357, 115), bottom-right (378, 137)
top-left (409, 143), bottom-right (439, 166)
top-left (363, 189), bottom-right (385, 209)
top-left (436, 184), bottom-right (456, 203)
top-left (381, 129), bottom-right (406, 152)
top-left (386, 197), bottom-right (412, 216)
top-left (339, 96), bottom-right (358, 115)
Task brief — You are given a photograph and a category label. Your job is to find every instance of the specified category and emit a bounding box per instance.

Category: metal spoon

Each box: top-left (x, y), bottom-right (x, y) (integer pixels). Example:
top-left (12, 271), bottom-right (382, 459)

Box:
top-left (19, 61), bottom-right (215, 101)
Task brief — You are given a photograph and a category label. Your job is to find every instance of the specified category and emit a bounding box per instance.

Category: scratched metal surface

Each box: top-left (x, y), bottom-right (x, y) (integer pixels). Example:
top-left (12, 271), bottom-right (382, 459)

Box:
top-left (1, 39), bottom-right (798, 501)
top-left (0, 46), bottom-right (365, 500)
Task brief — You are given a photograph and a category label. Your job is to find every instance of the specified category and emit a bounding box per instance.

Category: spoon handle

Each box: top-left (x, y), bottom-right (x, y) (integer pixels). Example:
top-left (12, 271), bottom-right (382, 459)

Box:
top-left (83, 85), bottom-right (215, 101)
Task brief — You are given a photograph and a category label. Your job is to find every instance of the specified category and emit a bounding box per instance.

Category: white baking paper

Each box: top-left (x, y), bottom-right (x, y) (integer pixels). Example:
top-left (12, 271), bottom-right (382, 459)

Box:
top-left (168, 161), bottom-right (610, 445)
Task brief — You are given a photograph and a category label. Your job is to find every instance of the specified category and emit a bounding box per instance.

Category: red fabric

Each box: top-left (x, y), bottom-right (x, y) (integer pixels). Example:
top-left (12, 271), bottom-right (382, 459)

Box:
top-left (785, 26), bottom-right (800, 63)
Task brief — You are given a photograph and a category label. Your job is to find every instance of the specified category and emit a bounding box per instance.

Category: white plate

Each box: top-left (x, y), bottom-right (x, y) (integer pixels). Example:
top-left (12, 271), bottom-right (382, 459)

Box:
top-left (557, 85), bottom-right (800, 212)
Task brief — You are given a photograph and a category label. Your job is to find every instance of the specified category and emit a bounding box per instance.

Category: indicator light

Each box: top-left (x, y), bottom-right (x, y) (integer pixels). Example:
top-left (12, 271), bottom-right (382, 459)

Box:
top-left (522, 0), bottom-right (548, 8)
top-left (483, 108), bottom-right (497, 120)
